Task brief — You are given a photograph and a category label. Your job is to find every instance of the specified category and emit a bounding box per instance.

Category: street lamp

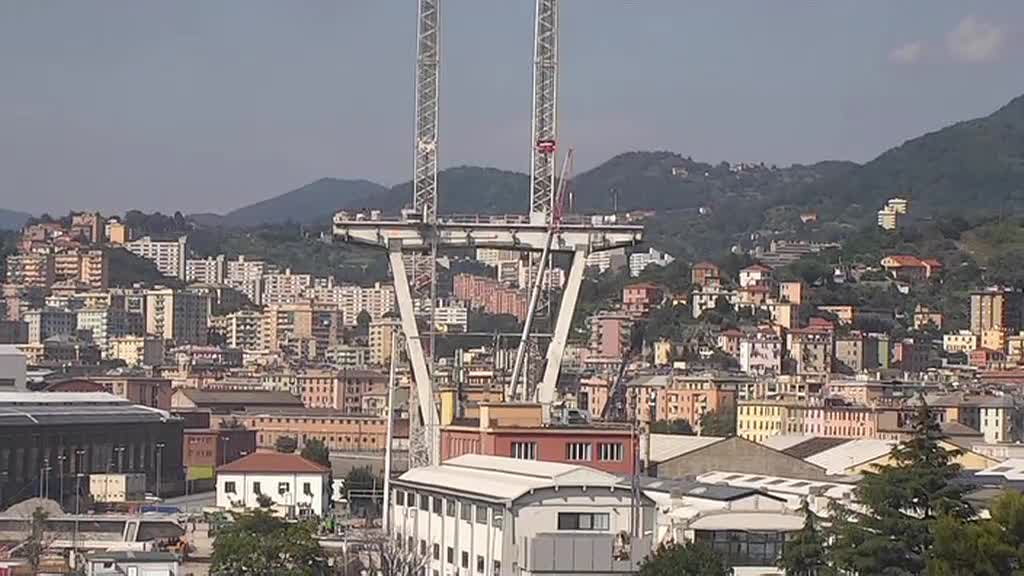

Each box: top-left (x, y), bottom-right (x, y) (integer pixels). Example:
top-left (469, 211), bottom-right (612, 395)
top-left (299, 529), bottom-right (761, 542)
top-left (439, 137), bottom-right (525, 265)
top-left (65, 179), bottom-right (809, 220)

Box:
top-left (155, 443), bottom-right (165, 500)
top-left (73, 448), bottom-right (86, 557)
top-left (57, 453), bottom-right (67, 508)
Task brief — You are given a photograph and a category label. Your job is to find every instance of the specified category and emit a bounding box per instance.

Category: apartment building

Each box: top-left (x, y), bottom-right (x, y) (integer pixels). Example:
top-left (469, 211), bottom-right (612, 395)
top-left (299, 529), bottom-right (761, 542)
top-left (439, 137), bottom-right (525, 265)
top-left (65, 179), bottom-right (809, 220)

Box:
top-left (737, 400), bottom-right (896, 443)
top-left (739, 331), bottom-right (782, 376)
top-left (475, 248), bottom-right (520, 268)
top-left (584, 247), bottom-right (626, 274)
top-left (5, 253), bottom-right (55, 288)
top-left (70, 212), bottom-right (104, 243)
top-left (261, 269), bottom-right (313, 306)
top-left (944, 331), bottom-right (980, 354)
top-left (263, 302), bottom-right (341, 358)
top-left (651, 376), bottom-right (737, 431)
top-left (105, 218), bottom-right (130, 244)
top-left (369, 319), bottom-right (401, 366)
top-left (225, 255), bottom-right (277, 306)
top-left (145, 288), bottom-right (209, 345)
top-left (589, 312), bottom-right (632, 359)
top-left (778, 281), bottom-right (804, 305)
top-left (108, 335), bottom-right (165, 367)
top-left (185, 255), bottom-right (226, 285)
top-left (76, 306), bottom-right (129, 353)
top-left (298, 370), bottom-right (341, 410)
top-left (971, 288), bottom-right (1023, 335)
top-left (833, 333), bottom-right (879, 375)
top-left (622, 283), bottom-right (663, 318)
top-left (628, 247), bottom-right (675, 277)
top-left (222, 310), bottom-right (263, 351)
top-left (690, 261), bottom-right (720, 287)
top-left (125, 236), bottom-right (188, 280)
top-left (340, 282), bottom-right (397, 325)
top-left (788, 330), bottom-right (832, 376)
top-left (238, 409), bottom-right (390, 452)
top-left (738, 263), bottom-right (772, 288)
top-left (23, 307), bottom-right (76, 343)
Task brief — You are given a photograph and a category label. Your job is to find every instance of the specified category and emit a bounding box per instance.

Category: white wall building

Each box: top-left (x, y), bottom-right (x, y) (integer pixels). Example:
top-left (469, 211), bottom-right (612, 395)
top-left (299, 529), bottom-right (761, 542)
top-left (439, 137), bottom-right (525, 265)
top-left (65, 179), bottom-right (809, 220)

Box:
top-left (76, 307), bottom-right (129, 354)
top-left (185, 255), bottom-right (226, 285)
top-left (225, 255), bottom-right (277, 306)
top-left (108, 335), bottom-right (165, 367)
top-left (390, 455), bottom-right (654, 576)
top-left (629, 248), bottom-right (675, 278)
top-left (23, 308), bottom-right (76, 344)
top-left (125, 236), bottom-right (188, 280)
top-left (216, 452), bottom-right (331, 518)
top-left (341, 283), bottom-right (396, 326)
top-left (84, 551), bottom-right (180, 576)
top-left (476, 248), bottom-right (520, 268)
top-left (0, 345), bottom-right (27, 390)
top-left (261, 269), bottom-right (314, 306)
top-left (586, 248), bottom-right (627, 274)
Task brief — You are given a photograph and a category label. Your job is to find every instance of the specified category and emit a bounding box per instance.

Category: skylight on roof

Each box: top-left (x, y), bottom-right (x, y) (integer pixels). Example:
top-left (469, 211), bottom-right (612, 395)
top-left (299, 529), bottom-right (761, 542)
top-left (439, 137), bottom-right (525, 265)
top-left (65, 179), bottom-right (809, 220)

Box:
top-left (723, 474), bottom-right (744, 480)
top-left (746, 476), bottom-right (766, 482)
top-left (789, 481), bottom-right (810, 487)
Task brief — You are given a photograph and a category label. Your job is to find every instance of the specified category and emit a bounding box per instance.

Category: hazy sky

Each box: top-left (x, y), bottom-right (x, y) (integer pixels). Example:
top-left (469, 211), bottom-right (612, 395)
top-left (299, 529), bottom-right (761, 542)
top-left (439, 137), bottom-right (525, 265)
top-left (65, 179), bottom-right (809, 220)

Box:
top-left (1, 1), bottom-right (1022, 215)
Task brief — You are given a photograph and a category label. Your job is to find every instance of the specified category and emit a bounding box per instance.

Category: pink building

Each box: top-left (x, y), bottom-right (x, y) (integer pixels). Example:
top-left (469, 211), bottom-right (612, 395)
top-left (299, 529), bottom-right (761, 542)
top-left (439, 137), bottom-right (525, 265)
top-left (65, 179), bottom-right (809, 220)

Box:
top-left (589, 312), bottom-right (632, 359)
top-left (622, 283), bottom-right (663, 317)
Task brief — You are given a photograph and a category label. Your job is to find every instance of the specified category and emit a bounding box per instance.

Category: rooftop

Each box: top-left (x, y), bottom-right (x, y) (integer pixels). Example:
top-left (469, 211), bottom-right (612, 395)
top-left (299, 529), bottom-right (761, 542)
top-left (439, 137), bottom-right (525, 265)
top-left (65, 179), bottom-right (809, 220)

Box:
top-left (804, 438), bottom-right (896, 474)
top-left (395, 454), bottom-right (627, 502)
top-left (648, 434), bottom-right (724, 463)
top-left (175, 388), bottom-right (303, 407)
top-left (85, 551), bottom-right (180, 563)
top-left (0, 392), bottom-right (176, 428)
top-left (216, 452), bottom-right (330, 475)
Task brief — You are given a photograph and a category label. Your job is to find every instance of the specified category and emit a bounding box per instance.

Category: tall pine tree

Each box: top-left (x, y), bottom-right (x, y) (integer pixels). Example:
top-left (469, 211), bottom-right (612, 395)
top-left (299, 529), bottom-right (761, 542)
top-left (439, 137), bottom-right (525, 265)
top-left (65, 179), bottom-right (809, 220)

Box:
top-left (829, 401), bottom-right (972, 575)
top-left (778, 500), bottom-right (833, 576)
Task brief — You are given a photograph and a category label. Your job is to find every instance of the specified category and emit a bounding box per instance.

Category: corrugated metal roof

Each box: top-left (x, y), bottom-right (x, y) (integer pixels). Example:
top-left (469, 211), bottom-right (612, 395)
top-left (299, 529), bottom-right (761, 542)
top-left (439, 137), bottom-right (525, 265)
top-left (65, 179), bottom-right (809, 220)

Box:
top-left (758, 434), bottom-right (816, 452)
top-left (648, 434), bottom-right (724, 463)
top-left (396, 454), bottom-right (628, 502)
top-left (784, 437), bottom-right (852, 459)
top-left (804, 439), bottom-right (896, 474)
top-left (0, 392), bottom-right (175, 426)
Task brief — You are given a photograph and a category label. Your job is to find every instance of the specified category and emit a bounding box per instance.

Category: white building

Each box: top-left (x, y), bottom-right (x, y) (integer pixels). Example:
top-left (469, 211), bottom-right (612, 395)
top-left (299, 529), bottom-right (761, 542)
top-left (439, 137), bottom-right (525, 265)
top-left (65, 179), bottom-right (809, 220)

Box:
top-left (476, 248), bottom-right (521, 268)
top-left (943, 330), bottom-right (979, 354)
top-left (216, 452), bottom-right (331, 518)
top-left (145, 288), bottom-right (209, 345)
top-left (738, 263), bottom-right (773, 288)
top-left (0, 345), bottom-right (27, 390)
top-left (691, 287), bottom-right (739, 319)
top-left (185, 255), bottom-right (226, 285)
top-left (739, 332), bottom-right (782, 376)
top-left (125, 236), bottom-right (188, 280)
top-left (628, 248), bottom-right (675, 278)
top-left (586, 248), bottom-right (627, 274)
top-left (261, 269), bottom-right (313, 306)
top-left (222, 309), bottom-right (264, 351)
top-left (390, 455), bottom-right (654, 576)
top-left (84, 551), bottom-right (180, 576)
top-left (225, 255), bottom-right (278, 306)
top-left (341, 282), bottom-right (396, 326)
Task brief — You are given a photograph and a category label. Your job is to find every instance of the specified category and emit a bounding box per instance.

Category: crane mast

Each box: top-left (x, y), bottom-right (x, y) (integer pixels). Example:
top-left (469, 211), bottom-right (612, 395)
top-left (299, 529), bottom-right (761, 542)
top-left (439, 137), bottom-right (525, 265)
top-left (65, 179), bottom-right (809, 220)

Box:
top-left (407, 0), bottom-right (441, 468)
top-left (529, 0), bottom-right (559, 221)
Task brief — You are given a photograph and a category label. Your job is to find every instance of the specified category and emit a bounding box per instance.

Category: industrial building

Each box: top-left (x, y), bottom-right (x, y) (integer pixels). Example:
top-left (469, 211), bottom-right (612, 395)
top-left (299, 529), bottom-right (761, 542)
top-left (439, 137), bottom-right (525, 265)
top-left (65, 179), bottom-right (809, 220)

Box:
top-left (0, 392), bottom-right (184, 508)
top-left (390, 455), bottom-right (654, 576)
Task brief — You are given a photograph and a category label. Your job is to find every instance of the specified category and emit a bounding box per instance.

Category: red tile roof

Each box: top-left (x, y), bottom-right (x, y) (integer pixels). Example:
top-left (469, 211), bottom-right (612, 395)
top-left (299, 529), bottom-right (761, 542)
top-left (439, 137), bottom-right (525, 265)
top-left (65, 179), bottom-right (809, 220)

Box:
top-left (921, 258), bottom-right (943, 268)
top-left (216, 452), bottom-right (330, 475)
top-left (882, 255), bottom-right (924, 267)
top-left (741, 263), bottom-right (772, 272)
top-left (692, 261), bottom-right (719, 270)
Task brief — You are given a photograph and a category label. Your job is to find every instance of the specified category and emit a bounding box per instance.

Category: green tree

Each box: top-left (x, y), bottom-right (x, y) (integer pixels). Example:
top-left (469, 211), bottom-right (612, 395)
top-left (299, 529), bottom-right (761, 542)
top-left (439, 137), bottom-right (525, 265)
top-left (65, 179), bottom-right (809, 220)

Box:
top-left (275, 435), bottom-right (298, 454)
top-left (829, 402), bottom-right (972, 575)
top-left (778, 501), bottom-right (833, 576)
top-left (638, 542), bottom-right (729, 576)
top-left (211, 508), bottom-right (327, 575)
top-left (301, 438), bottom-right (331, 467)
top-left (698, 409), bottom-right (736, 437)
top-left (650, 419), bottom-right (694, 435)
top-left (928, 490), bottom-right (1024, 575)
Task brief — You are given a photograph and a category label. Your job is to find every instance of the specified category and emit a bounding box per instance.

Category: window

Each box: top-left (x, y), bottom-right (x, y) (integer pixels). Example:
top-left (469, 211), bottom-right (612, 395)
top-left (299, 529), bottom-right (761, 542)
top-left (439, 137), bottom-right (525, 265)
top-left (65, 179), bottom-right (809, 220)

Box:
top-left (420, 494), bottom-right (430, 511)
top-left (461, 551), bottom-right (469, 569)
top-left (420, 539), bottom-right (426, 556)
top-left (694, 529), bottom-right (786, 567)
top-left (224, 481), bottom-right (236, 494)
top-left (408, 536), bottom-right (415, 551)
top-left (445, 499), bottom-right (456, 517)
top-left (493, 560), bottom-right (501, 575)
top-left (303, 482), bottom-right (312, 496)
top-left (447, 547), bottom-right (454, 563)
top-left (433, 543), bottom-right (440, 560)
top-left (565, 442), bottom-right (592, 461)
top-left (460, 501), bottom-right (471, 521)
top-left (433, 497), bottom-right (442, 514)
top-left (598, 442), bottom-right (624, 461)
top-left (492, 508), bottom-right (503, 529)
top-left (475, 505), bottom-right (488, 524)
top-left (253, 482), bottom-right (262, 495)
top-left (557, 512), bottom-right (610, 531)
top-left (396, 490), bottom-right (405, 506)
top-left (278, 482), bottom-right (290, 495)
top-left (511, 441), bottom-right (537, 460)
top-left (476, 555), bottom-right (485, 573)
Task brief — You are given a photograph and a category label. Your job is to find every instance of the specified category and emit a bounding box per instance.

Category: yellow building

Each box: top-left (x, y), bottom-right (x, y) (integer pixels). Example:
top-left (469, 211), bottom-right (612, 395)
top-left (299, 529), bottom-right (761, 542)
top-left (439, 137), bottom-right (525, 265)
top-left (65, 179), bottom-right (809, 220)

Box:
top-left (737, 402), bottom-right (787, 443)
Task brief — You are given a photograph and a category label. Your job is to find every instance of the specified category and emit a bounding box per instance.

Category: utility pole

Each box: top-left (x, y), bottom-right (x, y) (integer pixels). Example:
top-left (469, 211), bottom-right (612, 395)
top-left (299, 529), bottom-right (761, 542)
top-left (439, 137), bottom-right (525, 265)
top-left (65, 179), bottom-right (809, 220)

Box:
top-left (382, 332), bottom-right (399, 533)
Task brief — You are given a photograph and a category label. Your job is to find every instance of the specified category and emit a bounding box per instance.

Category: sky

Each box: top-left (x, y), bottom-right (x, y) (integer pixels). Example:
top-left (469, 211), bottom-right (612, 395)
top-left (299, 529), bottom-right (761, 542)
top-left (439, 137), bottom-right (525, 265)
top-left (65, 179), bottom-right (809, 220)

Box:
top-left (0, 1), bottom-right (1022, 216)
